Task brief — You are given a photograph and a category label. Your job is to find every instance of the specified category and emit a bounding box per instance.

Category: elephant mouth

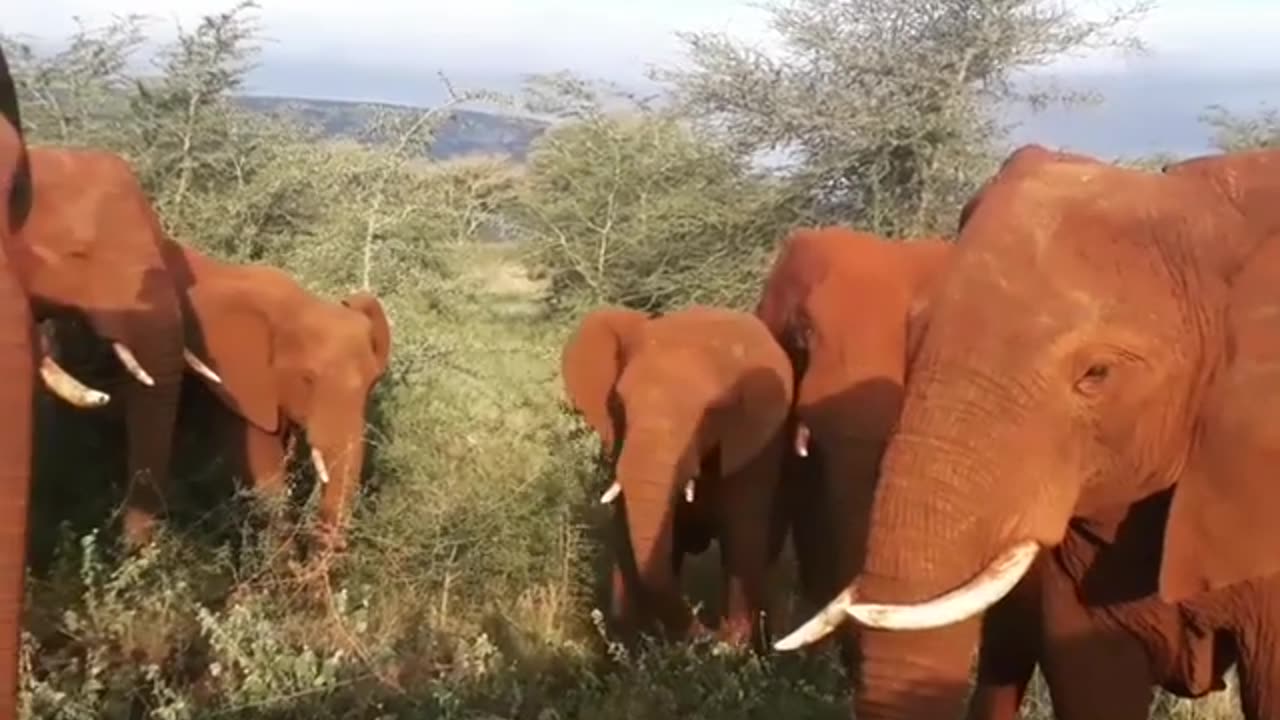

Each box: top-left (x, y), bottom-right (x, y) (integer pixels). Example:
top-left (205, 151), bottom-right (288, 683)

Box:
top-left (774, 539), bottom-right (1041, 649)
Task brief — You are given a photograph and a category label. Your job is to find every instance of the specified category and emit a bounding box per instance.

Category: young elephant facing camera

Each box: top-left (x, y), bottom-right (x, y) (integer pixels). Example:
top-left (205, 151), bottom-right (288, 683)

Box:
top-left (561, 305), bottom-right (794, 649)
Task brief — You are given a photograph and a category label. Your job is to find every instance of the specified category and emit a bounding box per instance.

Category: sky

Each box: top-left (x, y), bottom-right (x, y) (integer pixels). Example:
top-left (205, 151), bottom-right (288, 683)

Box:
top-left (5, 0), bottom-right (1280, 157)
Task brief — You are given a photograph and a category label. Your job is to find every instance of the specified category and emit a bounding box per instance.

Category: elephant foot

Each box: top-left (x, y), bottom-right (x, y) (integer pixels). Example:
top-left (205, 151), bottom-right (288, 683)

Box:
top-left (121, 508), bottom-right (161, 549)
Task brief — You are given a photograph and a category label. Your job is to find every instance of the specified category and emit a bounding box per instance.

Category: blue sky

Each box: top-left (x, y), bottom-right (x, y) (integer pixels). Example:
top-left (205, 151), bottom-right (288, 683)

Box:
top-left (5, 0), bottom-right (1280, 157)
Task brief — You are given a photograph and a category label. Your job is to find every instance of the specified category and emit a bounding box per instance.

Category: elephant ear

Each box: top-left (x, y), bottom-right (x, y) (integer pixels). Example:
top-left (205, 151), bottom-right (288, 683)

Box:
top-left (185, 282), bottom-right (280, 433)
top-left (719, 353), bottom-right (794, 476)
top-left (341, 291), bottom-right (392, 377)
top-left (560, 307), bottom-right (650, 454)
top-left (1159, 234), bottom-right (1280, 603)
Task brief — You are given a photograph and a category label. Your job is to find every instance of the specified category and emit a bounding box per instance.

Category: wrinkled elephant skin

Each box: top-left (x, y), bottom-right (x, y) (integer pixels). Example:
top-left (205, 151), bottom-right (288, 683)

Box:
top-left (777, 144), bottom-right (1280, 720)
top-left (561, 305), bottom-right (793, 649)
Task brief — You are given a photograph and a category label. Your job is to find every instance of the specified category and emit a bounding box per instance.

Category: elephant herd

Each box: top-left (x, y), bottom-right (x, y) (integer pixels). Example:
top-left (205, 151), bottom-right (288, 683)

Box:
top-left (0, 47), bottom-right (391, 719)
top-left (561, 143), bottom-right (1280, 719)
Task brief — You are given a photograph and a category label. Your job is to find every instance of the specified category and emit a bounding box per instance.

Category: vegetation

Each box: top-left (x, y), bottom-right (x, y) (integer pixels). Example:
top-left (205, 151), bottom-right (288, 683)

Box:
top-left (1, 0), bottom-right (1269, 717)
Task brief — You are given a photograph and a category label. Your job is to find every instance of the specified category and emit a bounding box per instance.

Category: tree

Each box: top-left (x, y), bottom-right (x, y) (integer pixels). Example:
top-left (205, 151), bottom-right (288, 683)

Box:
top-left (515, 74), bottom-right (793, 314)
top-left (1202, 104), bottom-right (1280, 152)
top-left (657, 0), bottom-right (1152, 236)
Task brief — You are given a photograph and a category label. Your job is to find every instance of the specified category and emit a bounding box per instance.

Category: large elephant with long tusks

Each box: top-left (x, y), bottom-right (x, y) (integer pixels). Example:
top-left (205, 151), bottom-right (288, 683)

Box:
top-left (774, 144), bottom-right (1280, 720)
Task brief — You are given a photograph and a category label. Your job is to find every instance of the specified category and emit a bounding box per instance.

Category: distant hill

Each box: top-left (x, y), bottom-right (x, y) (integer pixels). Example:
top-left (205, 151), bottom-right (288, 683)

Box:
top-left (235, 95), bottom-right (549, 161)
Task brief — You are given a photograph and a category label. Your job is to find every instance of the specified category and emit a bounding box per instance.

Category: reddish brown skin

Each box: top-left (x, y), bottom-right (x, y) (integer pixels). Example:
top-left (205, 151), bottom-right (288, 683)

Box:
top-left (0, 44), bottom-right (34, 720)
top-left (964, 145), bottom-right (1280, 720)
top-left (159, 238), bottom-right (391, 553)
top-left (17, 146), bottom-right (185, 547)
top-left (753, 226), bottom-right (953, 660)
top-left (561, 305), bottom-right (794, 649)
top-left (823, 144), bottom-right (1280, 720)
top-left (1163, 147), bottom-right (1280, 237)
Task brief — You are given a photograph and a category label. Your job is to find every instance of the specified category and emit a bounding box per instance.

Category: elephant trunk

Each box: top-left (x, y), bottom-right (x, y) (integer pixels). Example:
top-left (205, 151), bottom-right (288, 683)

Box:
top-left (309, 415), bottom-right (369, 551)
top-left (104, 306), bottom-right (185, 547)
top-left (847, 425), bottom-right (1015, 720)
top-left (781, 365), bottom-right (1045, 719)
top-left (0, 262), bottom-right (32, 719)
top-left (614, 421), bottom-right (697, 638)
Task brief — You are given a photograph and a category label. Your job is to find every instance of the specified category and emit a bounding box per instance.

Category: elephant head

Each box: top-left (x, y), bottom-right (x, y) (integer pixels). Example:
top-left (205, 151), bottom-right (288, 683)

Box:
top-left (754, 226), bottom-right (953, 611)
top-left (181, 260), bottom-right (392, 547)
top-left (1163, 147), bottom-right (1280, 237)
top-left (775, 145), bottom-right (1272, 719)
top-left (0, 42), bottom-right (34, 720)
top-left (561, 305), bottom-right (793, 638)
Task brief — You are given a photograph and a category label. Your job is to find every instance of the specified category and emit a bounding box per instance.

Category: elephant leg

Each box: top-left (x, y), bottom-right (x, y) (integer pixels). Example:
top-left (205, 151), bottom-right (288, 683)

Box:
top-left (716, 434), bottom-right (784, 650)
top-left (1038, 552), bottom-right (1153, 720)
top-left (1230, 580), bottom-right (1280, 720)
top-left (966, 556), bottom-right (1045, 720)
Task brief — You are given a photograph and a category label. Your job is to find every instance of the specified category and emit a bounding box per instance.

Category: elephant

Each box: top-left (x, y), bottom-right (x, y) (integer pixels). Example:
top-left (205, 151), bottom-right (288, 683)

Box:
top-left (753, 226), bottom-right (954, 653)
top-left (157, 236), bottom-right (392, 554)
top-left (17, 145), bottom-right (221, 547)
top-left (772, 144), bottom-right (1280, 719)
top-left (0, 42), bottom-right (35, 720)
top-left (560, 305), bottom-right (794, 648)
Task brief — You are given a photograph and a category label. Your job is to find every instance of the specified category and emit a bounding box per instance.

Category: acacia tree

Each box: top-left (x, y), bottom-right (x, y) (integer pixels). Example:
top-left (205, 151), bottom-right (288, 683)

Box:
top-left (515, 73), bottom-right (794, 314)
top-left (657, 0), bottom-right (1152, 236)
top-left (1202, 104), bottom-right (1280, 152)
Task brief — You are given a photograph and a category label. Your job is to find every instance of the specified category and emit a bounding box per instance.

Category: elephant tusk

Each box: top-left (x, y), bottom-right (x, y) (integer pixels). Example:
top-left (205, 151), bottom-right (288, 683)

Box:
top-left (111, 342), bottom-right (155, 386)
top-left (684, 479), bottom-right (694, 503)
top-left (774, 540), bottom-right (1040, 650)
top-left (794, 423), bottom-right (810, 457)
top-left (183, 349), bottom-right (222, 384)
top-left (310, 447), bottom-right (331, 485)
top-left (39, 356), bottom-right (111, 407)
top-left (773, 586), bottom-right (857, 651)
top-left (600, 481), bottom-right (621, 504)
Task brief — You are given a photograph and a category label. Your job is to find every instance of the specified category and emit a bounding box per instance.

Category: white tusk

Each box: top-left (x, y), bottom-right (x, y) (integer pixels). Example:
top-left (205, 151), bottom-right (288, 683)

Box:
top-left (600, 481), bottom-right (621, 504)
top-left (39, 356), bottom-right (111, 407)
top-left (774, 586), bottom-right (856, 651)
top-left (183, 349), bottom-right (222, 384)
top-left (774, 540), bottom-right (1040, 650)
top-left (111, 342), bottom-right (155, 386)
top-left (794, 423), bottom-right (810, 458)
top-left (310, 447), bottom-right (331, 485)
top-left (684, 479), bottom-right (694, 503)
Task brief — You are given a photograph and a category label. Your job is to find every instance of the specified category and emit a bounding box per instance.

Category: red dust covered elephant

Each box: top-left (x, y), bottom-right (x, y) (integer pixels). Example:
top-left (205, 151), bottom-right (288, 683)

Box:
top-left (774, 145), bottom-right (1280, 720)
top-left (560, 305), bottom-right (793, 648)
top-left (159, 237), bottom-right (392, 554)
top-left (753, 226), bottom-right (954, 657)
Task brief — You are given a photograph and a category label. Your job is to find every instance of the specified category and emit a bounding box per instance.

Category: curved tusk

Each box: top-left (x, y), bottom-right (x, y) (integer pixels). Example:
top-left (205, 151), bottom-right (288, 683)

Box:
top-left (310, 447), bottom-right (331, 485)
top-left (774, 586), bottom-right (856, 651)
top-left (111, 342), bottom-right (155, 386)
top-left (183, 349), bottom-right (222, 384)
top-left (600, 481), bottom-right (621, 504)
top-left (794, 423), bottom-right (810, 458)
top-left (773, 540), bottom-right (1040, 650)
top-left (684, 478), bottom-right (694, 503)
top-left (39, 356), bottom-right (111, 408)
top-left (842, 540), bottom-right (1040, 631)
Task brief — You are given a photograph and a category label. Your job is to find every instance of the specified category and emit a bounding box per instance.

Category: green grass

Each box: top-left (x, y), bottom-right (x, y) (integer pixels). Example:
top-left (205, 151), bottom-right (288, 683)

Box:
top-left (17, 243), bottom-right (1243, 719)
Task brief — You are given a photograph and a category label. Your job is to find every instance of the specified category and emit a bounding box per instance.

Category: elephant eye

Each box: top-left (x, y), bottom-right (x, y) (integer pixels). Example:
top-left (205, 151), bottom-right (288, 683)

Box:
top-left (1074, 363), bottom-right (1110, 394)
